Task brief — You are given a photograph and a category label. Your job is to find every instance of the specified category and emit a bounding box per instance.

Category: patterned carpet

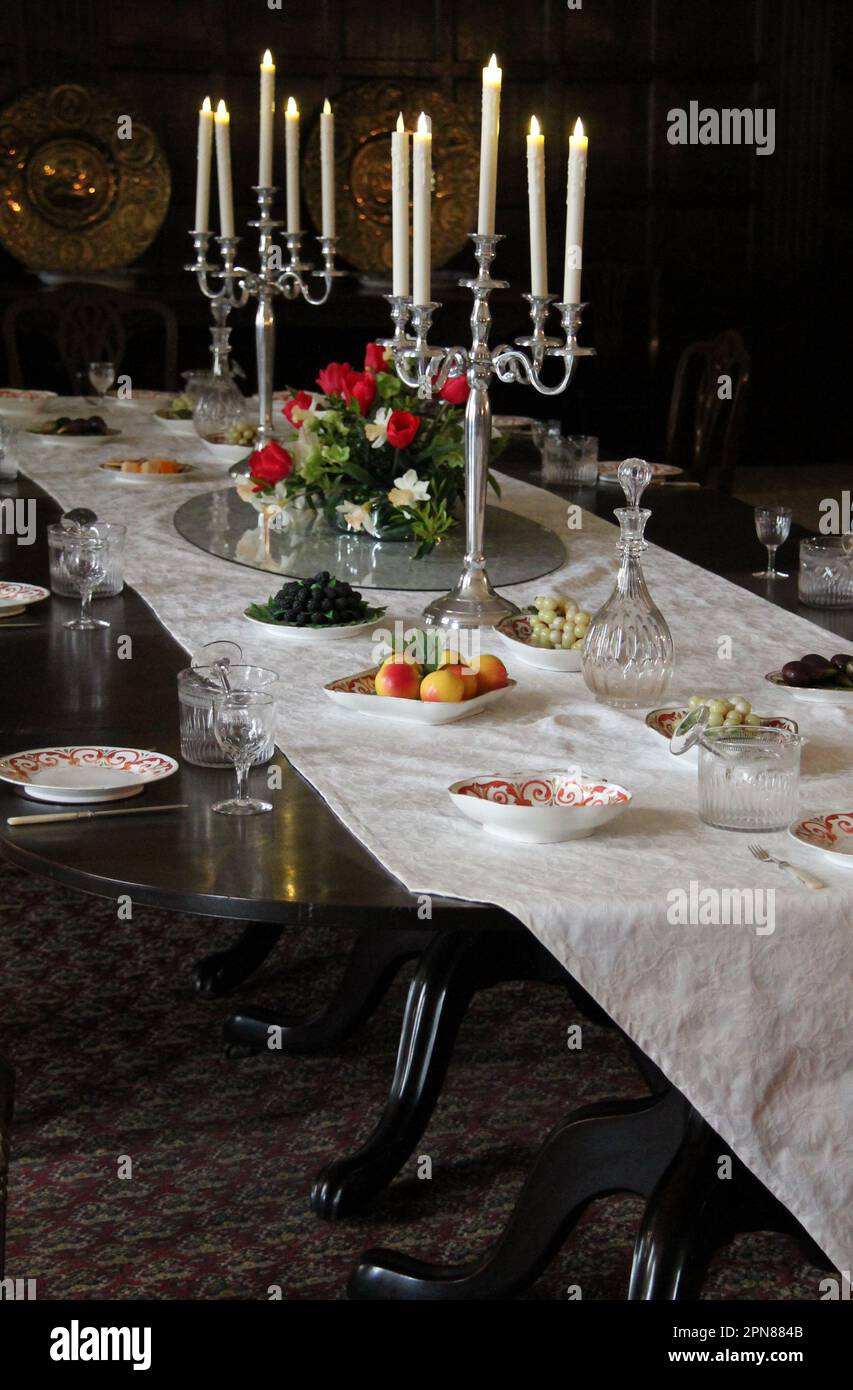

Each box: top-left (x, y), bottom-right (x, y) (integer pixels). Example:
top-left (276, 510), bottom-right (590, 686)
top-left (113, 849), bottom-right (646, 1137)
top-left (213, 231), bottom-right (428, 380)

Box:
top-left (0, 856), bottom-right (822, 1300)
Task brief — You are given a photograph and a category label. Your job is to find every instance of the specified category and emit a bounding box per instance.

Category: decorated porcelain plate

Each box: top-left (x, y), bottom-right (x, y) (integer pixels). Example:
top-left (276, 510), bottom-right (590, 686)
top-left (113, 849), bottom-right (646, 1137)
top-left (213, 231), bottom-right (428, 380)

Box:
top-left (0, 388), bottom-right (56, 418)
top-left (98, 459), bottom-right (197, 483)
top-left (324, 666), bottom-right (516, 724)
top-left (0, 581), bottom-right (50, 610)
top-left (789, 812), bottom-right (853, 867)
top-left (496, 613), bottom-right (583, 672)
top-left (598, 461), bottom-right (682, 482)
top-left (0, 745), bottom-right (179, 804)
top-left (448, 770), bottom-right (632, 843)
top-left (765, 671), bottom-right (853, 705)
top-left (244, 608), bottom-right (386, 642)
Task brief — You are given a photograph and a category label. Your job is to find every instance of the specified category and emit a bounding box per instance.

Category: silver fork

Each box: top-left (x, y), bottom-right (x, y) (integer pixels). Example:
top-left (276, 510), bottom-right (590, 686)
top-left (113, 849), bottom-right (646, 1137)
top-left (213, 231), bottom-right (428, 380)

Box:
top-left (748, 844), bottom-right (825, 889)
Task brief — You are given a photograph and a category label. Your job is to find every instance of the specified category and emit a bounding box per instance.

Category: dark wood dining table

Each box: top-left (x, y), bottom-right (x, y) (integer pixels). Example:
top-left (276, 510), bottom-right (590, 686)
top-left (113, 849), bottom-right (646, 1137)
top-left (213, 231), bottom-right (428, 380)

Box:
top-left (0, 462), bottom-right (843, 1296)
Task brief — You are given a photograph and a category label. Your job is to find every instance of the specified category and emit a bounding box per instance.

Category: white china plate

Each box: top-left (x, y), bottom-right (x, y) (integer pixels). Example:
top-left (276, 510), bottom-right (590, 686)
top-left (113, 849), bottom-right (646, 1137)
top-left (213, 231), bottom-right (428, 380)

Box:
top-left (324, 666), bottom-right (516, 723)
top-left (0, 605), bottom-right (26, 618)
top-left (244, 609), bottom-right (385, 642)
top-left (448, 770), bottom-right (632, 843)
top-left (765, 671), bottom-right (853, 705)
top-left (0, 581), bottom-right (50, 610)
top-left (98, 461), bottom-right (197, 483)
top-left (495, 613), bottom-right (583, 671)
top-left (29, 428), bottom-right (120, 445)
top-left (0, 745), bottom-right (179, 804)
top-left (155, 415), bottom-right (197, 435)
top-left (789, 812), bottom-right (853, 867)
top-left (0, 388), bottom-right (56, 418)
top-left (598, 461), bottom-right (681, 482)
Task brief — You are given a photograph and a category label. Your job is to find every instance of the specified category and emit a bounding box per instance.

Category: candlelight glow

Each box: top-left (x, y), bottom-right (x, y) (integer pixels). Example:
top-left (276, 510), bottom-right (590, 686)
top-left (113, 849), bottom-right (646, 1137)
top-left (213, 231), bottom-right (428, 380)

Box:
top-left (201, 96), bottom-right (211, 113)
top-left (485, 53), bottom-right (502, 86)
top-left (215, 99), bottom-right (229, 122)
top-left (530, 115), bottom-right (541, 137)
top-left (323, 98), bottom-right (332, 115)
top-left (573, 117), bottom-right (586, 141)
top-left (286, 96), bottom-right (299, 117)
top-left (417, 111), bottom-right (429, 136)
top-left (261, 49), bottom-right (274, 68)
top-left (396, 112), bottom-right (405, 133)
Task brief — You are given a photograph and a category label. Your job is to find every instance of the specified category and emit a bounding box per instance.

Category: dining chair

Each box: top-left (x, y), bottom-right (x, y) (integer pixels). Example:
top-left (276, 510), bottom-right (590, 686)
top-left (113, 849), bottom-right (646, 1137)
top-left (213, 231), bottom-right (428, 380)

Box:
top-left (0, 1050), bottom-right (13, 1278)
top-left (664, 329), bottom-right (751, 493)
top-left (2, 284), bottom-right (178, 393)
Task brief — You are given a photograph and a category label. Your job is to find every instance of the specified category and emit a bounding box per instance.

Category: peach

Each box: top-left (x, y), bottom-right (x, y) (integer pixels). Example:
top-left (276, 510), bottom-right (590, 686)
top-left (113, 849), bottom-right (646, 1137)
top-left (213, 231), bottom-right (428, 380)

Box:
top-left (419, 668), bottom-right (465, 703)
top-left (474, 653), bottom-right (509, 695)
top-left (441, 662), bottom-right (478, 700)
top-left (374, 658), bottom-right (422, 700)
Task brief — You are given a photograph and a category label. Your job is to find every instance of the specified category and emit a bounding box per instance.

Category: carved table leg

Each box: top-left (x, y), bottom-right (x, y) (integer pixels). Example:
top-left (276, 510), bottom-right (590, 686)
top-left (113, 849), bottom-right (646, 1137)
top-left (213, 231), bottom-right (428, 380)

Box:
top-left (311, 926), bottom-right (566, 1221)
top-left (0, 1050), bottom-right (13, 1279)
top-left (348, 1087), bottom-right (690, 1299)
top-left (192, 923), bottom-right (284, 997)
top-left (223, 925), bottom-right (434, 1057)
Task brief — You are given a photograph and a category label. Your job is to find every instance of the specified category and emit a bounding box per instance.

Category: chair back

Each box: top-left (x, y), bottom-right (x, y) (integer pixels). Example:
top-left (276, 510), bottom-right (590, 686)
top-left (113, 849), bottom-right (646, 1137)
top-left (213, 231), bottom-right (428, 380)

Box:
top-left (665, 330), bottom-right (751, 492)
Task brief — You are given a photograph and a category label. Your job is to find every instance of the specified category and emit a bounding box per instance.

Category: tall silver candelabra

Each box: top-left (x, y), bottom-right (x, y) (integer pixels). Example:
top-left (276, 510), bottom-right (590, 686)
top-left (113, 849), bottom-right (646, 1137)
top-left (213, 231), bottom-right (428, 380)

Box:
top-left (188, 187), bottom-right (343, 461)
top-left (386, 233), bottom-right (593, 629)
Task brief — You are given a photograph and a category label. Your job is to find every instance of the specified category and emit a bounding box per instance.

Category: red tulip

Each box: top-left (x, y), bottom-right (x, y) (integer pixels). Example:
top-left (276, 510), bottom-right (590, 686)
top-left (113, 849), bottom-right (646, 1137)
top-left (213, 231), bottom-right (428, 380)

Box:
top-left (249, 440), bottom-right (293, 486)
top-left (349, 371), bottom-right (377, 416)
top-left (439, 374), bottom-right (470, 406)
top-left (316, 361), bottom-right (354, 398)
top-left (386, 410), bottom-right (420, 449)
top-left (282, 390), bottom-right (313, 428)
top-left (364, 342), bottom-right (389, 374)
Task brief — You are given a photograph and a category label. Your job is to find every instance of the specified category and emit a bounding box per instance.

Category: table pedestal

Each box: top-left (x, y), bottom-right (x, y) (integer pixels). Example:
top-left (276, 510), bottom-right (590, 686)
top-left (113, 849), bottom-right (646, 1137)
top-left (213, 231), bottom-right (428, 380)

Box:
top-left (0, 1051), bottom-right (13, 1278)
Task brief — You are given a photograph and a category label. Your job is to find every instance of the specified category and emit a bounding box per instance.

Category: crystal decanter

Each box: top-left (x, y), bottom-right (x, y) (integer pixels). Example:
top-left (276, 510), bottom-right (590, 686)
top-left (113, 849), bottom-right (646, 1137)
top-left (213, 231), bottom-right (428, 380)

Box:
top-left (581, 458), bottom-right (674, 707)
top-left (192, 317), bottom-right (246, 442)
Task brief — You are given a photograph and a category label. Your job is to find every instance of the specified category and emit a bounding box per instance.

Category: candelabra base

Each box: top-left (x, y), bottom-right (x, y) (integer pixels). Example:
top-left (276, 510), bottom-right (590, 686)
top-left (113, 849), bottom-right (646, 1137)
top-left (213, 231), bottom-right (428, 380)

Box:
top-left (421, 568), bottom-right (519, 630)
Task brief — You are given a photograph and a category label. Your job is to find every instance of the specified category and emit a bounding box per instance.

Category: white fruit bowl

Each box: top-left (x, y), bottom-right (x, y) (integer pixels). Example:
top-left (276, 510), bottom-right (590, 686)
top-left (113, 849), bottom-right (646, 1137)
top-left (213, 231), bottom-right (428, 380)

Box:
top-left (324, 666), bottom-right (515, 724)
top-left (496, 613), bottom-right (584, 672)
top-left (154, 413), bottom-right (197, 436)
top-left (448, 770), bottom-right (632, 843)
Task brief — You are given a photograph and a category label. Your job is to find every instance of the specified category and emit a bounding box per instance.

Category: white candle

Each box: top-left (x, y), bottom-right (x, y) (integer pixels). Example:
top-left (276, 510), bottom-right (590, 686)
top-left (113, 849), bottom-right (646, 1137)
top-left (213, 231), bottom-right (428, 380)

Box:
top-left (526, 115), bottom-right (547, 297)
top-left (214, 99), bottom-right (235, 238)
top-left (563, 117), bottom-right (588, 304)
top-left (477, 53), bottom-right (502, 236)
top-left (194, 96), bottom-right (214, 232)
top-left (391, 112), bottom-right (410, 297)
top-left (258, 50), bottom-right (275, 187)
top-left (320, 98), bottom-right (335, 238)
top-left (285, 96), bottom-right (300, 233)
top-left (412, 112), bottom-right (432, 306)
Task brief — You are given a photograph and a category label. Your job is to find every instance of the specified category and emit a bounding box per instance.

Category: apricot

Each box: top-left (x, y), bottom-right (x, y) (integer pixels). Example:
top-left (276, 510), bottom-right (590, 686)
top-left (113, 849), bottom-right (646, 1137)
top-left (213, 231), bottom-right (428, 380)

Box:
top-left (441, 662), bottom-right (478, 700)
top-left (474, 653), bottom-right (509, 695)
top-left (374, 658), bottom-right (421, 699)
top-left (419, 668), bottom-right (465, 703)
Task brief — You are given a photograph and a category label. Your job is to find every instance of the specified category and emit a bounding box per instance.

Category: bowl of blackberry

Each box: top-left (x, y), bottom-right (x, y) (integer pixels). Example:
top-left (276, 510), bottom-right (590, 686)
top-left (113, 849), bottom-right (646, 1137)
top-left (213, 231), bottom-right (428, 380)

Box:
top-left (243, 573), bottom-right (386, 641)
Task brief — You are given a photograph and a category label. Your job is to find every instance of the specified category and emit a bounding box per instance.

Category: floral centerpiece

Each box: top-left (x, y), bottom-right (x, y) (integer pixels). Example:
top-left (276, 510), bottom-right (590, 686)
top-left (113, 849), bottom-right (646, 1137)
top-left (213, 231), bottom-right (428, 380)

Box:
top-left (236, 343), bottom-right (504, 557)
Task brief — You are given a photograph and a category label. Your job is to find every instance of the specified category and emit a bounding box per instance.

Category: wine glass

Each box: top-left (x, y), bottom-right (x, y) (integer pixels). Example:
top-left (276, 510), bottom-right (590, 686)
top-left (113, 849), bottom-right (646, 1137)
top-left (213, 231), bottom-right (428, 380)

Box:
top-left (212, 691), bottom-right (276, 815)
top-left (63, 535), bottom-right (110, 630)
top-left (753, 505), bottom-right (792, 579)
top-left (88, 360), bottom-right (115, 402)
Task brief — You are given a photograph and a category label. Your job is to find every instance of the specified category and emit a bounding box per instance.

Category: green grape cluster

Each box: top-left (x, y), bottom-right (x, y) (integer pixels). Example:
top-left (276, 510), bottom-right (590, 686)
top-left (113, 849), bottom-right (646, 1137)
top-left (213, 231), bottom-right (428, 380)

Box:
top-left (529, 595), bottom-right (592, 651)
top-left (225, 422), bottom-right (258, 446)
top-left (686, 694), bottom-right (761, 728)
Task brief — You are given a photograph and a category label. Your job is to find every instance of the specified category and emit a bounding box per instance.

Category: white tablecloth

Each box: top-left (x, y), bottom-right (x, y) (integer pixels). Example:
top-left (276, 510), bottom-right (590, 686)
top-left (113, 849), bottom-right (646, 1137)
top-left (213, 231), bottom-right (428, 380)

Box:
top-left (12, 404), bottom-right (853, 1275)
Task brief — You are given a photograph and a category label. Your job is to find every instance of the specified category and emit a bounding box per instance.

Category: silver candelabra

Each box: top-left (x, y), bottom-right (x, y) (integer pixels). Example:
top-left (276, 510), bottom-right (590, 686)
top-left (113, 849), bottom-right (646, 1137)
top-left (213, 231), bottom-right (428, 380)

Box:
top-left (188, 187), bottom-right (343, 461)
top-left (386, 233), bottom-right (593, 629)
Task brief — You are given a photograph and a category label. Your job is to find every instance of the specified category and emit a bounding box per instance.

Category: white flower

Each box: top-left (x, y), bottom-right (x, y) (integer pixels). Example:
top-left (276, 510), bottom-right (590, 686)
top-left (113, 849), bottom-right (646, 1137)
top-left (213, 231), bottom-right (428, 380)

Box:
top-left (335, 500), bottom-right (381, 537)
top-left (364, 406), bottom-right (392, 449)
top-left (387, 468), bottom-right (430, 510)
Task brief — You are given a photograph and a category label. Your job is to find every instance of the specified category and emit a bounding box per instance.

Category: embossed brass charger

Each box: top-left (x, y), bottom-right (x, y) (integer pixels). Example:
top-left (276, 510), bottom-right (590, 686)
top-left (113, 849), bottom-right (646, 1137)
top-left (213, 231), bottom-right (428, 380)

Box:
top-left (0, 84), bottom-right (170, 273)
top-left (302, 82), bottom-right (477, 277)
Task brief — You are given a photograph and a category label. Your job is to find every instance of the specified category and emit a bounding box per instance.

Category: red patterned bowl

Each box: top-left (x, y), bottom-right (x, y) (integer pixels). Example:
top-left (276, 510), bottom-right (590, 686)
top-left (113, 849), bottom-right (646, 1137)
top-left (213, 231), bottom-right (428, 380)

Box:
top-left (789, 812), bottom-right (853, 867)
top-left (448, 770), bottom-right (631, 843)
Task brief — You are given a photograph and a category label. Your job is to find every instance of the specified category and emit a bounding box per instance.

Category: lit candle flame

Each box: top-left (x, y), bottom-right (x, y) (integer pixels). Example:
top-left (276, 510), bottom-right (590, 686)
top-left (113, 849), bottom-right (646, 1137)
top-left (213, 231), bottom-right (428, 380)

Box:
top-left (286, 96), bottom-right (299, 117)
top-left (201, 96), bottom-right (211, 113)
top-left (417, 111), bottom-right (429, 136)
top-left (262, 49), bottom-right (274, 68)
top-left (530, 115), bottom-right (541, 138)
top-left (323, 98), bottom-right (332, 115)
top-left (215, 99), bottom-right (229, 121)
top-left (573, 117), bottom-right (585, 141)
top-left (396, 112), bottom-right (405, 134)
top-left (485, 53), bottom-right (502, 85)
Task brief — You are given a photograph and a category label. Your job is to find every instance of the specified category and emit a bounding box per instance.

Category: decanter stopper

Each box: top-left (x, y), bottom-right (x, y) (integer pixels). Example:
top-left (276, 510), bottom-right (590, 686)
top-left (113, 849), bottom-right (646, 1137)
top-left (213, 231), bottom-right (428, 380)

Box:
top-left (617, 458), bottom-right (653, 508)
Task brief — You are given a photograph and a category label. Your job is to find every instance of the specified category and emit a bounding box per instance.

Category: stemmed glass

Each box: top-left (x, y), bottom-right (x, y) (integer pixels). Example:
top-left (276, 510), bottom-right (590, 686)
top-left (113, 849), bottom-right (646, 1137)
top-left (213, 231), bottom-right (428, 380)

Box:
top-left (212, 691), bottom-right (276, 815)
top-left (62, 534), bottom-right (110, 630)
top-left (753, 505), bottom-right (792, 579)
top-left (88, 360), bottom-right (115, 402)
